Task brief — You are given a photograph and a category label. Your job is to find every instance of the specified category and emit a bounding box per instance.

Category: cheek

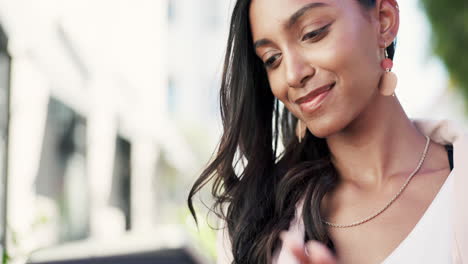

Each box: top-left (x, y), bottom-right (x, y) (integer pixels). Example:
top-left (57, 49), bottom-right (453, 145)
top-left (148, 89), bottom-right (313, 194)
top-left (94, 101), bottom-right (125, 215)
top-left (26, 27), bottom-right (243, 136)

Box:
top-left (322, 28), bottom-right (364, 77)
top-left (269, 74), bottom-right (289, 102)
top-left (269, 77), bottom-right (302, 116)
top-left (319, 23), bottom-right (379, 97)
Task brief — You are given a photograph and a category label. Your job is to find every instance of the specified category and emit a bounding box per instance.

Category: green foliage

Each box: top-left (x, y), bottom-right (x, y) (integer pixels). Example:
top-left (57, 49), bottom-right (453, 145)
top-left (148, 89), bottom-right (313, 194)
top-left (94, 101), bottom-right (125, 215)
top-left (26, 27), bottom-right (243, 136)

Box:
top-left (2, 251), bottom-right (10, 264)
top-left (179, 207), bottom-right (217, 261)
top-left (419, 0), bottom-right (468, 108)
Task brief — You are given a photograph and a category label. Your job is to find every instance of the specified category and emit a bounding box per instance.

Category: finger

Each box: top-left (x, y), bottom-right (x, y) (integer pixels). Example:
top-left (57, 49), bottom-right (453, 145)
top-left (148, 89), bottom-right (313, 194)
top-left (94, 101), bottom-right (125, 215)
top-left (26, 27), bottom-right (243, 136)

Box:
top-left (280, 231), bottom-right (309, 263)
top-left (306, 240), bottom-right (337, 264)
top-left (290, 244), bottom-right (310, 263)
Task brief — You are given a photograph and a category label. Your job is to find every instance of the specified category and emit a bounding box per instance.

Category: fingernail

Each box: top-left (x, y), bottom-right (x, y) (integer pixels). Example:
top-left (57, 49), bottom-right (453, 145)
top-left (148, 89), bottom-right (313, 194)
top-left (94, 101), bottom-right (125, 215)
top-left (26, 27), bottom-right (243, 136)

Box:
top-left (304, 245), bottom-right (310, 256)
top-left (279, 231), bottom-right (288, 242)
top-left (279, 231), bottom-right (292, 246)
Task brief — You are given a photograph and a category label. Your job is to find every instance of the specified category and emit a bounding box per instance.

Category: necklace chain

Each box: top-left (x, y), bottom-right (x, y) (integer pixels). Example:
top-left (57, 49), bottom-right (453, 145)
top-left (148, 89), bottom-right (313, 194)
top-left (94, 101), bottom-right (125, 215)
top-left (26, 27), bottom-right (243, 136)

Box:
top-left (323, 136), bottom-right (431, 228)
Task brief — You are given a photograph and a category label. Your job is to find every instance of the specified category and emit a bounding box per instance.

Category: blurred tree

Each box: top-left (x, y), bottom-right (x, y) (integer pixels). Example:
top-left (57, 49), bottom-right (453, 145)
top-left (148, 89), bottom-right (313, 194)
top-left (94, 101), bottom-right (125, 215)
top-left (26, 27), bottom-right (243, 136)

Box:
top-left (419, 0), bottom-right (468, 108)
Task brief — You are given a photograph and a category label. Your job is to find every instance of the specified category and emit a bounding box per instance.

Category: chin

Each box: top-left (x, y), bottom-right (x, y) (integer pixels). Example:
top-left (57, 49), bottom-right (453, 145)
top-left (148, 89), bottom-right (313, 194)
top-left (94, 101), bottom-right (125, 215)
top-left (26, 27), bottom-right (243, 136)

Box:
top-left (305, 116), bottom-right (347, 139)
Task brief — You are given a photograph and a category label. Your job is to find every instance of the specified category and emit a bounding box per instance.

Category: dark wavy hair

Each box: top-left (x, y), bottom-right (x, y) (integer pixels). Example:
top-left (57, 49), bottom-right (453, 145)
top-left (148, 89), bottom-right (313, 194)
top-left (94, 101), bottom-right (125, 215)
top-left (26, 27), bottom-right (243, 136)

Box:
top-left (188, 0), bottom-right (396, 263)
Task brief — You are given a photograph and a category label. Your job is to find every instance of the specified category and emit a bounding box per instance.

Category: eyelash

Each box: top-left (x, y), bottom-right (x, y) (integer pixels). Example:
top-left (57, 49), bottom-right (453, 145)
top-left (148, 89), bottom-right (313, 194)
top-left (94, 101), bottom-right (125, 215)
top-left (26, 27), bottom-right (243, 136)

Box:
top-left (302, 23), bottom-right (331, 41)
top-left (263, 23), bottom-right (332, 69)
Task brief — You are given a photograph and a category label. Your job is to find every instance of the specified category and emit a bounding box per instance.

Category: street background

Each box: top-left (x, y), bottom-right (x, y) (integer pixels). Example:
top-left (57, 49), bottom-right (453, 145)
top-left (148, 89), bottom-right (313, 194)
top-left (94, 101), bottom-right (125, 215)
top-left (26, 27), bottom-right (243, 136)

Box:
top-left (0, 0), bottom-right (466, 263)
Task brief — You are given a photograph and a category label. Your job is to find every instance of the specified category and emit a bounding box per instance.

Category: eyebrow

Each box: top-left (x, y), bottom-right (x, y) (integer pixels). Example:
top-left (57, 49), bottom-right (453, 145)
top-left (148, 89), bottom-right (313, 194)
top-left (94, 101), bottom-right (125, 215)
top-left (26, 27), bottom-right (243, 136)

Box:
top-left (286, 2), bottom-right (328, 29)
top-left (253, 2), bottom-right (329, 50)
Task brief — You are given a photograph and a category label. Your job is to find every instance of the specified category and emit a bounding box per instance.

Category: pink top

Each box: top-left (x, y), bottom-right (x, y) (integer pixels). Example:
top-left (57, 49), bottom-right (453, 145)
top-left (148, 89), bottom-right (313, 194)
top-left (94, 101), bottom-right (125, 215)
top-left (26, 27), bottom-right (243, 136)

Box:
top-left (216, 119), bottom-right (468, 263)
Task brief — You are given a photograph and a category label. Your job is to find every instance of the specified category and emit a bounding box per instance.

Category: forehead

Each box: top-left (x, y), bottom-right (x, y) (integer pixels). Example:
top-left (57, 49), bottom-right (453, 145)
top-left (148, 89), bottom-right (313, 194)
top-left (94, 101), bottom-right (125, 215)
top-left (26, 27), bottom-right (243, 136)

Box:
top-left (250, 0), bottom-right (335, 15)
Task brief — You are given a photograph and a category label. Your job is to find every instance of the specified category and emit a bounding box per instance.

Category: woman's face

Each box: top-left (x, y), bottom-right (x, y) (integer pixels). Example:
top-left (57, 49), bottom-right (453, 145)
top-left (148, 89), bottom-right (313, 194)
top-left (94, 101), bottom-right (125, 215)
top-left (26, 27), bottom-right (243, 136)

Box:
top-left (250, 0), bottom-right (390, 138)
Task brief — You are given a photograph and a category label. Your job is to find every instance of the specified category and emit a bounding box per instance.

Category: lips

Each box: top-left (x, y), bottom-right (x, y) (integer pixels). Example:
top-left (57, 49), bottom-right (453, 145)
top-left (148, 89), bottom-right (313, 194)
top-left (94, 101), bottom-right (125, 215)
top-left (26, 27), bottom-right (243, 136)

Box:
top-left (295, 82), bottom-right (336, 105)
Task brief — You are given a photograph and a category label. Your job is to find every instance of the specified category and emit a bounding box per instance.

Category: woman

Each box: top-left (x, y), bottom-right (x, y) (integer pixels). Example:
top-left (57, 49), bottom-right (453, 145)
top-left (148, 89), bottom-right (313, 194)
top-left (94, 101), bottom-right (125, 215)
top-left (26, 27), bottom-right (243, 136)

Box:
top-left (188, 0), bottom-right (468, 263)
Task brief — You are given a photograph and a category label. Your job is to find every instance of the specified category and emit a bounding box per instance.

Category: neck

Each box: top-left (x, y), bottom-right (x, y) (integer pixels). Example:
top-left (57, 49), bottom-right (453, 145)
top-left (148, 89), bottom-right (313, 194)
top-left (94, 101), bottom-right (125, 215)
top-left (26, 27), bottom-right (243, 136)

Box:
top-left (325, 95), bottom-right (428, 190)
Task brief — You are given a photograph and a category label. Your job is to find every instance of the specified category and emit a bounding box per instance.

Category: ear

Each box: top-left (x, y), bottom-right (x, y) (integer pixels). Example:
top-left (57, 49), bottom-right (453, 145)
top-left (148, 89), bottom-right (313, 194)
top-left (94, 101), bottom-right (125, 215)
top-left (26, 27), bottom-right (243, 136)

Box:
top-left (376, 0), bottom-right (400, 48)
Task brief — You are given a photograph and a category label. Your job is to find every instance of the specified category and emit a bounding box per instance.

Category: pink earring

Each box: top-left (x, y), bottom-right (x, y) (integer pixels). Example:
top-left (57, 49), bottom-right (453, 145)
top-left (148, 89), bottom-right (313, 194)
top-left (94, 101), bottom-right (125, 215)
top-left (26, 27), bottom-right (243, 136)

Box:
top-left (296, 120), bottom-right (307, 143)
top-left (379, 44), bottom-right (397, 97)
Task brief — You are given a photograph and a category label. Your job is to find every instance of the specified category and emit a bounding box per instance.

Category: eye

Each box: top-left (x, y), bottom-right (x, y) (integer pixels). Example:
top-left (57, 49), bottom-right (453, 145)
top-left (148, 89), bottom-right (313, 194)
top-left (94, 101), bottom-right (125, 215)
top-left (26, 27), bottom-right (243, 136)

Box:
top-left (302, 23), bottom-right (332, 42)
top-left (264, 53), bottom-right (281, 69)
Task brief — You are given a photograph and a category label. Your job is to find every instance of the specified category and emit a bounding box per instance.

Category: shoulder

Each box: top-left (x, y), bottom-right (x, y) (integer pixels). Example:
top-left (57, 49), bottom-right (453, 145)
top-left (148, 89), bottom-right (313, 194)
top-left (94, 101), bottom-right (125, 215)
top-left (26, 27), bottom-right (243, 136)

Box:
top-left (412, 118), bottom-right (468, 145)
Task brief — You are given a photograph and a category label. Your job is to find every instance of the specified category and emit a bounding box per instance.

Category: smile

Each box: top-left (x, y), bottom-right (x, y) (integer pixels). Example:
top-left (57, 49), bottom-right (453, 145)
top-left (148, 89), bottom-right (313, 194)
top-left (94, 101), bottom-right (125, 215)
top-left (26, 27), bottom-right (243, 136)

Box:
top-left (297, 82), bottom-right (335, 113)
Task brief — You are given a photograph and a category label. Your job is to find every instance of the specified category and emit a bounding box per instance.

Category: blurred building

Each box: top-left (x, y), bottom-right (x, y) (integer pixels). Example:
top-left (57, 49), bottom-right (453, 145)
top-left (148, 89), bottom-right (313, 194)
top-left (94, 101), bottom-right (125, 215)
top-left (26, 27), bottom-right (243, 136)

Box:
top-left (0, 0), bottom-right (466, 263)
top-left (0, 0), bottom-right (230, 263)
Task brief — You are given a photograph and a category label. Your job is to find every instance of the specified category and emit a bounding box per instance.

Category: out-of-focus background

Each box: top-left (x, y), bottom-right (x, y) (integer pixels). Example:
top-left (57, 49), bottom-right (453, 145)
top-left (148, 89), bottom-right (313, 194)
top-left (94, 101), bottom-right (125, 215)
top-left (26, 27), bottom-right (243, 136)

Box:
top-left (0, 0), bottom-right (466, 263)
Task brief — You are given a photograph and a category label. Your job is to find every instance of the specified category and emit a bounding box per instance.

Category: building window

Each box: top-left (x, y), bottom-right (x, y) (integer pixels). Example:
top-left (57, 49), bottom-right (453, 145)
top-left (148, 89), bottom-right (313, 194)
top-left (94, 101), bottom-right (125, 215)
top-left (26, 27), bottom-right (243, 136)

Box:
top-left (109, 136), bottom-right (131, 231)
top-left (35, 98), bottom-right (89, 243)
top-left (168, 0), bottom-right (176, 23)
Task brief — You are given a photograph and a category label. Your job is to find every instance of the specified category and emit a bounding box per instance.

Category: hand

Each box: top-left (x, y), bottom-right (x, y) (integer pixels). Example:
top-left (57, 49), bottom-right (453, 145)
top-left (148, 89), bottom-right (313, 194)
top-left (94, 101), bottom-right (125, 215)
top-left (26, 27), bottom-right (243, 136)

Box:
top-left (280, 231), bottom-right (338, 264)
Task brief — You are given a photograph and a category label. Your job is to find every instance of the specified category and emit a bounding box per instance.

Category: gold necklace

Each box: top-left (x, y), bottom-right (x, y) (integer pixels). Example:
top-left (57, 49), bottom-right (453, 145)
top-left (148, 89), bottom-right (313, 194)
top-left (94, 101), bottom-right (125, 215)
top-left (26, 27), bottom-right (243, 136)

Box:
top-left (323, 136), bottom-right (431, 228)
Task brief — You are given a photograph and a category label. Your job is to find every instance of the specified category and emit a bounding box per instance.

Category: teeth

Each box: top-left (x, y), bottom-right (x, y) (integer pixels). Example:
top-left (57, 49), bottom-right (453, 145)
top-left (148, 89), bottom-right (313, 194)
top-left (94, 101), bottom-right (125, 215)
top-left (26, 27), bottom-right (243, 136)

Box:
top-left (322, 85), bottom-right (332, 92)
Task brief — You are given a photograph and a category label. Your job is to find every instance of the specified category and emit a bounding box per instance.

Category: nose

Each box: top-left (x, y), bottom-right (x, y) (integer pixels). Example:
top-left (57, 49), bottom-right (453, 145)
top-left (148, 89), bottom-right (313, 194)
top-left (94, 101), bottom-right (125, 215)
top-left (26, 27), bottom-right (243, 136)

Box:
top-left (285, 50), bottom-right (315, 88)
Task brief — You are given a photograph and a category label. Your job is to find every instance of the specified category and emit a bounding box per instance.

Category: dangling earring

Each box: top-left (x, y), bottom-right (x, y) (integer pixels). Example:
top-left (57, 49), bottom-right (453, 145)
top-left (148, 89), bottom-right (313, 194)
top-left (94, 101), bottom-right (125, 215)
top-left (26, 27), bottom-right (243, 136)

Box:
top-left (296, 120), bottom-right (307, 143)
top-left (379, 43), bottom-right (397, 97)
